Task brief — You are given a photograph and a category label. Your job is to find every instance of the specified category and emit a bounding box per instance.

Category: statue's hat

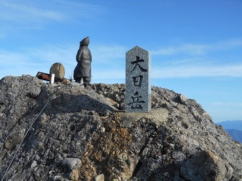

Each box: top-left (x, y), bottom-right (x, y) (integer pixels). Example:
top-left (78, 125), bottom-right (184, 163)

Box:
top-left (80, 37), bottom-right (89, 46)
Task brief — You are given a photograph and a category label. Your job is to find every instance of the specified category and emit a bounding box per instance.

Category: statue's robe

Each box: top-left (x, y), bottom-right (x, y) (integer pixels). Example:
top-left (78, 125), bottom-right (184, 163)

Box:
top-left (74, 46), bottom-right (92, 80)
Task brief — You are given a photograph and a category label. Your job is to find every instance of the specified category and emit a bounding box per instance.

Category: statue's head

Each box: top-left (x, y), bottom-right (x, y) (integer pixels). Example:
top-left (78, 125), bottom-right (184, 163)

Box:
top-left (80, 37), bottom-right (89, 46)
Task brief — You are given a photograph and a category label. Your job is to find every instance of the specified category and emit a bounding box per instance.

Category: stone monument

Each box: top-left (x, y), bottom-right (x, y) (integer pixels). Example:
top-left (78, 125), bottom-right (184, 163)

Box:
top-left (125, 46), bottom-right (151, 112)
top-left (74, 37), bottom-right (92, 87)
top-left (49, 62), bottom-right (65, 81)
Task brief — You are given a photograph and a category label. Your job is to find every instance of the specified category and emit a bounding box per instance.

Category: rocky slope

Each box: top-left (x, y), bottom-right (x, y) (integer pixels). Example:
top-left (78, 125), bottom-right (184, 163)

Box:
top-left (0, 75), bottom-right (242, 181)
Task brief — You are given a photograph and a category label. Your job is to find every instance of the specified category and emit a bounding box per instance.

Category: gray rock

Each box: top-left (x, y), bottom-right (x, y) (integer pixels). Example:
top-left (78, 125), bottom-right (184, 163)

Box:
top-left (180, 151), bottom-right (232, 181)
top-left (60, 158), bottom-right (81, 170)
top-left (0, 75), bottom-right (242, 181)
top-left (54, 175), bottom-right (66, 181)
top-left (31, 160), bottom-right (37, 169)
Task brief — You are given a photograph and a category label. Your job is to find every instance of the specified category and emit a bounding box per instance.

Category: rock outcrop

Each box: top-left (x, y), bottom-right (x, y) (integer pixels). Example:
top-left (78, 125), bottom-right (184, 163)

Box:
top-left (0, 75), bottom-right (242, 181)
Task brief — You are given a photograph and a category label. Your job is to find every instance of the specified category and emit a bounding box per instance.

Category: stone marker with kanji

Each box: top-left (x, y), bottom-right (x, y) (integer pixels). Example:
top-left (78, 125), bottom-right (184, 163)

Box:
top-left (125, 46), bottom-right (151, 112)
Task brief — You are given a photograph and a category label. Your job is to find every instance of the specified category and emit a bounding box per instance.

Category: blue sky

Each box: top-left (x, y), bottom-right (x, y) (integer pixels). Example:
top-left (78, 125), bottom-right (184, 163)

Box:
top-left (0, 0), bottom-right (242, 122)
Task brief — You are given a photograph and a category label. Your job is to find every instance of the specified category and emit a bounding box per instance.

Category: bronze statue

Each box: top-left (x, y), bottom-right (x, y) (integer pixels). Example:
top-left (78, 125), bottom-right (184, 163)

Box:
top-left (74, 37), bottom-right (92, 86)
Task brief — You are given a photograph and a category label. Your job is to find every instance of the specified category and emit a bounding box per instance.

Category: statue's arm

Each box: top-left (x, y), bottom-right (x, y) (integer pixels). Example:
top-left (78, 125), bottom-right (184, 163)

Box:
top-left (76, 50), bottom-right (80, 62)
top-left (89, 49), bottom-right (92, 61)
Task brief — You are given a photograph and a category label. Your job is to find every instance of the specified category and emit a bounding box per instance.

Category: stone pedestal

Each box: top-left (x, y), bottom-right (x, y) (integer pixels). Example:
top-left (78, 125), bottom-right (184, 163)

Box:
top-left (125, 46), bottom-right (151, 112)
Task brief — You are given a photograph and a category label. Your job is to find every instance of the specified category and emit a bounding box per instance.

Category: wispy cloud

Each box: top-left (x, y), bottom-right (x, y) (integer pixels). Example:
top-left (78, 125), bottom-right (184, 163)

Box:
top-left (92, 63), bottom-right (242, 80)
top-left (52, 0), bottom-right (105, 19)
top-left (25, 44), bottom-right (127, 66)
top-left (0, 44), bottom-right (78, 78)
top-left (210, 102), bottom-right (242, 107)
top-left (149, 38), bottom-right (242, 78)
top-left (0, 50), bottom-right (45, 77)
top-left (0, 51), bottom-right (30, 66)
top-left (152, 64), bottom-right (242, 78)
top-left (0, 0), bottom-right (105, 33)
top-left (0, 1), bottom-right (65, 22)
top-left (207, 103), bottom-right (242, 122)
top-left (1, 39), bottom-right (242, 80)
top-left (27, 45), bottom-right (76, 64)
top-left (151, 39), bottom-right (242, 56)
top-left (92, 45), bottom-right (127, 63)
top-left (92, 69), bottom-right (124, 81)
top-left (0, 43), bottom-right (126, 79)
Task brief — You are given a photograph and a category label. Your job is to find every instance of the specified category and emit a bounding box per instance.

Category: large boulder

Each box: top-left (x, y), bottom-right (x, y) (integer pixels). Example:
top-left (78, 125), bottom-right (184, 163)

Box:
top-left (0, 75), bottom-right (241, 181)
top-left (49, 62), bottom-right (65, 80)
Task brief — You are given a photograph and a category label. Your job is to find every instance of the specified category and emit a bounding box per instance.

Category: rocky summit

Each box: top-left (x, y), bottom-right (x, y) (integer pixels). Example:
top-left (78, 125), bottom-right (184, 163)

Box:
top-left (0, 75), bottom-right (242, 181)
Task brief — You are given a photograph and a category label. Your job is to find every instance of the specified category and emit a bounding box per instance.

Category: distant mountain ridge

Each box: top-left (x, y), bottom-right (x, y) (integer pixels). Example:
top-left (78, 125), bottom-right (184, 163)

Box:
top-left (217, 120), bottom-right (242, 143)
top-left (217, 120), bottom-right (242, 131)
top-left (225, 129), bottom-right (242, 143)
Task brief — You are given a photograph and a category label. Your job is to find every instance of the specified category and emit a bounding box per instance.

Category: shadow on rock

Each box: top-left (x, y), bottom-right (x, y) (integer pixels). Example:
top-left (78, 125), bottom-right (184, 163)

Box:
top-left (180, 150), bottom-right (233, 181)
top-left (47, 93), bottom-right (114, 114)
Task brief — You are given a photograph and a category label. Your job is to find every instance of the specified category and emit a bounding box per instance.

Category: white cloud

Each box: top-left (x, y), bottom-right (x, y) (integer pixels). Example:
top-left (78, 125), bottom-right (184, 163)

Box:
top-left (92, 69), bottom-right (124, 80)
top-left (25, 43), bottom-right (127, 68)
top-left (152, 64), bottom-right (242, 78)
top-left (207, 105), bottom-right (242, 122)
top-left (27, 45), bottom-right (76, 64)
top-left (0, 50), bottom-right (32, 65)
top-left (92, 45), bottom-right (126, 63)
top-left (91, 63), bottom-right (242, 80)
top-left (210, 102), bottom-right (242, 107)
top-left (0, 0), bottom-right (105, 33)
top-left (51, 0), bottom-right (105, 19)
top-left (151, 39), bottom-right (242, 56)
top-left (1, 40), bottom-right (242, 80)
top-left (0, 1), bottom-right (65, 22)
top-left (0, 50), bottom-right (46, 77)
top-left (0, 43), bottom-right (126, 79)
top-left (151, 44), bottom-right (207, 56)
top-left (149, 38), bottom-right (242, 78)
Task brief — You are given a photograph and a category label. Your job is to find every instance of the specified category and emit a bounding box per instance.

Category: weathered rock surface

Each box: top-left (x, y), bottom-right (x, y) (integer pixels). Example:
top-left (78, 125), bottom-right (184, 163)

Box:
top-left (0, 75), bottom-right (242, 181)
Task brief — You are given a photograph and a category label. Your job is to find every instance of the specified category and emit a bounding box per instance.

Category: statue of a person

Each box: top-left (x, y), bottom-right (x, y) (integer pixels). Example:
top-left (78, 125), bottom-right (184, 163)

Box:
top-left (74, 37), bottom-right (92, 87)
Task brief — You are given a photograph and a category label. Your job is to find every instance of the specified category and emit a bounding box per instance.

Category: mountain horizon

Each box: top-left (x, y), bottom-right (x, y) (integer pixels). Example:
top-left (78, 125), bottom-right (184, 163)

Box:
top-left (225, 129), bottom-right (242, 143)
top-left (217, 120), bottom-right (242, 131)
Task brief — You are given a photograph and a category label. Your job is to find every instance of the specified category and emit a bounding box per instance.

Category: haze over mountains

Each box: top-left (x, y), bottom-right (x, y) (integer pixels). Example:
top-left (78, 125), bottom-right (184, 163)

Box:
top-left (218, 120), bottom-right (242, 143)
top-left (218, 120), bottom-right (242, 131)
top-left (225, 129), bottom-right (242, 143)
